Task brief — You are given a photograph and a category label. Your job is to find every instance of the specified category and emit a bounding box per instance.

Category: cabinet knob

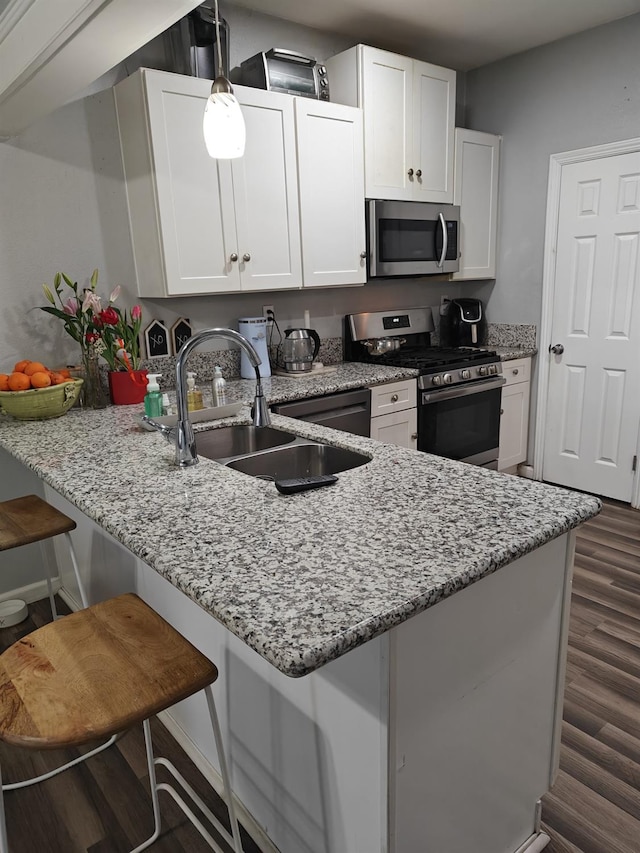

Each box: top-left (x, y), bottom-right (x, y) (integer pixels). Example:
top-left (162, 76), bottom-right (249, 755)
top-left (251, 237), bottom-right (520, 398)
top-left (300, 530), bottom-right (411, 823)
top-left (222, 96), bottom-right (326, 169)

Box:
top-left (243, 253), bottom-right (251, 262)
top-left (407, 168), bottom-right (414, 177)
top-left (391, 394), bottom-right (399, 403)
top-left (500, 408), bottom-right (504, 415)
top-left (411, 432), bottom-right (418, 440)
top-left (360, 251), bottom-right (367, 259)
top-left (512, 368), bottom-right (519, 376)
top-left (230, 253), bottom-right (238, 262)
top-left (416, 169), bottom-right (422, 178)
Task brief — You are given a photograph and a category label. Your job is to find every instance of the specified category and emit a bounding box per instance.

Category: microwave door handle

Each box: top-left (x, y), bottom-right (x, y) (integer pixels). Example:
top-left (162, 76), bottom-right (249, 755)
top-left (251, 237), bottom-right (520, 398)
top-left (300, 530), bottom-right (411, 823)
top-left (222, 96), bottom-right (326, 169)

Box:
top-left (436, 212), bottom-right (447, 268)
top-left (268, 48), bottom-right (315, 65)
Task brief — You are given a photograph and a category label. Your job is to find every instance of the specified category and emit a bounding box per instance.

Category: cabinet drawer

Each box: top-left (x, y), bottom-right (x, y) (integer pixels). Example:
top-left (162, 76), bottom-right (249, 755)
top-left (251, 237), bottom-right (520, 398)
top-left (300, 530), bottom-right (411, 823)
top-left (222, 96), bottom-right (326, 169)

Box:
top-left (502, 358), bottom-right (530, 386)
top-left (370, 379), bottom-right (417, 415)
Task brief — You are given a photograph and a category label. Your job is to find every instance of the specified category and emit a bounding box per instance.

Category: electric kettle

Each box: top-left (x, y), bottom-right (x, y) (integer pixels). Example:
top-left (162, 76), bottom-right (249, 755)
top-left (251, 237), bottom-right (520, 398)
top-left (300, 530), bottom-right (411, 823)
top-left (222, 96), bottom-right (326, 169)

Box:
top-left (280, 328), bottom-right (321, 373)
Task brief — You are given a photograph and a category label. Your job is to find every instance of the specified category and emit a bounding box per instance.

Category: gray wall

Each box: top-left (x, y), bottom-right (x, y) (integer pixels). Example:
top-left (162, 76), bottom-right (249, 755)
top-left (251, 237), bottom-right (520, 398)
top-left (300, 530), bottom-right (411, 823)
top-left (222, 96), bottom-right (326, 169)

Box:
top-left (463, 13), bottom-right (640, 325)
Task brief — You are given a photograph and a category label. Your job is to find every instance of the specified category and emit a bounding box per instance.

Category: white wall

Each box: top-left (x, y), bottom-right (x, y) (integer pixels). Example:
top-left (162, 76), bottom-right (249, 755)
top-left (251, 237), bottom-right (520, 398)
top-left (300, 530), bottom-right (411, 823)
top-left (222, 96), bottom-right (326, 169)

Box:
top-left (463, 12), bottom-right (640, 325)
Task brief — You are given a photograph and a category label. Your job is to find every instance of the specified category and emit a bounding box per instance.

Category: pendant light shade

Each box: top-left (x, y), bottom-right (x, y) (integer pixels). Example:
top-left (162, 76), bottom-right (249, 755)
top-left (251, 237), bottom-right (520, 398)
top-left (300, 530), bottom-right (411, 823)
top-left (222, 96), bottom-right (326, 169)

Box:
top-left (202, 0), bottom-right (245, 159)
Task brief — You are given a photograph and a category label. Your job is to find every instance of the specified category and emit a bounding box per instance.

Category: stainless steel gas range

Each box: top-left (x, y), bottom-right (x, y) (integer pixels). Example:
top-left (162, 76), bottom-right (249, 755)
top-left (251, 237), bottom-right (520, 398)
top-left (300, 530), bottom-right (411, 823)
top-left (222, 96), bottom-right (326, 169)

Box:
top-left (345, 307), bottom-right (505, 469)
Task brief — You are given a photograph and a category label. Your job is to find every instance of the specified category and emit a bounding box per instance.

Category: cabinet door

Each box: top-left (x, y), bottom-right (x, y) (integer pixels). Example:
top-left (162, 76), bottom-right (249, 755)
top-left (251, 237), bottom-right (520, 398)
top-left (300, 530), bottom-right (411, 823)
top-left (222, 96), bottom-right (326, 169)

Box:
top-left (452, 129), bottom-right (500, 280)
top-left (233, 87), bottom-right (302, 292)
top-left (411, 61), bottom-right (456, 203)
top-left (360, 46), bottom-right (413, 201)
top-left (118, 70), bottom-right (240, 296)
top-left (498, 382), bottom-right (530, 471)
top-left (370, 409), bottom-right (417, 449)
top-left (295, 99), bottom-right (366, 287)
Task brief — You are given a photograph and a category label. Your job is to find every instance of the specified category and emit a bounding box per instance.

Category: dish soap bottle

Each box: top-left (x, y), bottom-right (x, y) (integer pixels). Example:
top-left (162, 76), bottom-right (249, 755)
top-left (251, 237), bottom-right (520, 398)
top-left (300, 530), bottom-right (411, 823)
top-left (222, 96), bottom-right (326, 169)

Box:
top-left (212, 365), bottom-right (227, 407)
top-left (186, 371), bottom-right (204, 411)
top-left (144, 373), bottom-right (163, 418)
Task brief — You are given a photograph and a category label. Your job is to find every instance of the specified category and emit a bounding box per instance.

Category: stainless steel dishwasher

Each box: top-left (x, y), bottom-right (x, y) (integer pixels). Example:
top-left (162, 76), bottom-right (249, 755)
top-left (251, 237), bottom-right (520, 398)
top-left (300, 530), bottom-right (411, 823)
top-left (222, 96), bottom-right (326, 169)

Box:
top-left (271, 388), bottom-right (371, 436)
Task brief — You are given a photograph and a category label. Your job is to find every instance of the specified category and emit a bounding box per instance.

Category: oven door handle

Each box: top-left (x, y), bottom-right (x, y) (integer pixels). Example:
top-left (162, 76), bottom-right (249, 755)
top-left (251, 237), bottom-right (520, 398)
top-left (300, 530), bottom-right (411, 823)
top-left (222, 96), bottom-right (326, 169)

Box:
top-left (421, 376), bottom-right (506, 404)
top-left (436, 212), bottom-right (447, 268)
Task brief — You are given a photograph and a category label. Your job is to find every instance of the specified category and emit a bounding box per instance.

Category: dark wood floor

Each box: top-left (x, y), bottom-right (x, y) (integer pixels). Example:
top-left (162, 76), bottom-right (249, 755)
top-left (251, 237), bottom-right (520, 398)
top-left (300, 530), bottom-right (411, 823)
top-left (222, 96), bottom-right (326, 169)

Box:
top-left (0, 597), bottom-right (262, 853)
top-left (1, 500), bottom-right (639, 852)
top-left (542, 498), bottom-right (640, 853)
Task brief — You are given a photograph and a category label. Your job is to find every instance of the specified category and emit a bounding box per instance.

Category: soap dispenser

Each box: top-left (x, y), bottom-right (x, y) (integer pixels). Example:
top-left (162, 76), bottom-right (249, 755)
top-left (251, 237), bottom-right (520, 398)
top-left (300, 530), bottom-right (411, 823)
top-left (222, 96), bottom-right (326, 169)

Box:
top-left (186, 371), bottom-right (204, 411)
top-left (212, 365), bottom-right (227, 406)
top-left (144, 373), bottom-right (163, 418)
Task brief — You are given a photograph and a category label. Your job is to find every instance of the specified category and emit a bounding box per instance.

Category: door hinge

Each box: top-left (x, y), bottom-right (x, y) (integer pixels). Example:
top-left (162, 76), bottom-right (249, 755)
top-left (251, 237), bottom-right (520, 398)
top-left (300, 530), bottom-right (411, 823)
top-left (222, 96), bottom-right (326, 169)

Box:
top-left (633, 455), bottom-right (637, 473)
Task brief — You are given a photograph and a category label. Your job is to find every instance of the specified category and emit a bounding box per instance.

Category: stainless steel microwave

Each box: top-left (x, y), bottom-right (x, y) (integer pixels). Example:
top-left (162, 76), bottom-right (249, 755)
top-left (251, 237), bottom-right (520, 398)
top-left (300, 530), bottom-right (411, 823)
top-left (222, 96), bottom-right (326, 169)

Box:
top-left (366, 200), bottom-right (460, 277)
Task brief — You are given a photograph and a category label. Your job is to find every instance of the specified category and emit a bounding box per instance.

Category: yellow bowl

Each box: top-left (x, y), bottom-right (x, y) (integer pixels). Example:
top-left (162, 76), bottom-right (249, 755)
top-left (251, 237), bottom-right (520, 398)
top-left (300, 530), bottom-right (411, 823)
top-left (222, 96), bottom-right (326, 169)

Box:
top-left (0, 379), bottom-right (84, 420)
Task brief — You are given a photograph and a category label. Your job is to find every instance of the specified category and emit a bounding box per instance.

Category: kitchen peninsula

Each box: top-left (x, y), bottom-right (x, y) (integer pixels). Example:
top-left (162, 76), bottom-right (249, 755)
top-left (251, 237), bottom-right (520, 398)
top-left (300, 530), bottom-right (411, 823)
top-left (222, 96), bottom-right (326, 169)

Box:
top-left (0, 373), bottom-right (599, 853)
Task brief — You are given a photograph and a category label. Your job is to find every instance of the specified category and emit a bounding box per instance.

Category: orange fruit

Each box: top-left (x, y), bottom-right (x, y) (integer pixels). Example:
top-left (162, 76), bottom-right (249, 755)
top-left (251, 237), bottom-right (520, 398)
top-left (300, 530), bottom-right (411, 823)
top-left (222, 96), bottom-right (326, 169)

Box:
top-left (30, 371), bottom-right (52, 388)
top-left (24, 361), bottom-right (47, 377)
top-left (57, 368), bottom-right (71, 379)
top-left (13, 360), bottom-right (30, 373)
top-left (7, 372), bottom-right (31, 391)
top-left (0, 374), bottom-right (9, 391)
top-left (48, 372), bottom-right (66, 385)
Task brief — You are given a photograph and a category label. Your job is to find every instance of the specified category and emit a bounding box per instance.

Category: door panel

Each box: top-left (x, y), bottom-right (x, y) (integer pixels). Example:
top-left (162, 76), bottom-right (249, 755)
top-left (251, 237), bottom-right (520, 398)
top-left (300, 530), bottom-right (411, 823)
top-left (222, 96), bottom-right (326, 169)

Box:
top-left (543, 151), bottom-right (640, 499)
top-left (411, 61), bottom-right (455, 203)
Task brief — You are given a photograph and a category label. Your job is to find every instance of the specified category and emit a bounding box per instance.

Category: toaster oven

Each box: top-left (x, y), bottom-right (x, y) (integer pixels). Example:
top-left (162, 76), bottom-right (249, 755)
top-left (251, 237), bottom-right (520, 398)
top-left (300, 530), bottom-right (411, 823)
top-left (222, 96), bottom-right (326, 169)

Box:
top-left (240, 48), bottom-right (330, 100)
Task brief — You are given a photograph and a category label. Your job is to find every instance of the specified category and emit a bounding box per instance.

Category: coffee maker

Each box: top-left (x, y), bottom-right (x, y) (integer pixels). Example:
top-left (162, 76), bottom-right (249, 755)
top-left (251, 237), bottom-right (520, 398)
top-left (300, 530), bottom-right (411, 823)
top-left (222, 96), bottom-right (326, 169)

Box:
top-left (441, 298), bottom-right (487, 347)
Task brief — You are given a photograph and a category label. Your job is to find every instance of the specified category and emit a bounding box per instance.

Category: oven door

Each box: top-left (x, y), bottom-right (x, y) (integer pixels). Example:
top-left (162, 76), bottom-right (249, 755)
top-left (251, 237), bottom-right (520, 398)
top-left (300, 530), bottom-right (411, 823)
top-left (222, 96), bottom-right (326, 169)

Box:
top-left (418, 377), bottom-right (505, 468)
top-left (367, 200), bottom-right (459, 277)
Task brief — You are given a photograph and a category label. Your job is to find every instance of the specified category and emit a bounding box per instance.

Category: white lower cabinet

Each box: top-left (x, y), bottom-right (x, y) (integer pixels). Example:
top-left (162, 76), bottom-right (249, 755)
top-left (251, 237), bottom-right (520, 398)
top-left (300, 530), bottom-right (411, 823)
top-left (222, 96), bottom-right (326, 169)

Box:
top-left (369, 379), bottom-right (417, 449)
top-left (114, 68), bottom-right (365, 297)
top-left (498, 358), bottom-right (531, 472)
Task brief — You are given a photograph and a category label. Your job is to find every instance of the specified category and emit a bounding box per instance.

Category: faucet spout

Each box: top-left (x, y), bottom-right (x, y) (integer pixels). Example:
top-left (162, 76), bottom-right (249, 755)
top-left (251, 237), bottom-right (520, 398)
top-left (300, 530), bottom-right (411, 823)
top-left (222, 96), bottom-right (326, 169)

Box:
top-left (173, 327), bottom-right (271, 467)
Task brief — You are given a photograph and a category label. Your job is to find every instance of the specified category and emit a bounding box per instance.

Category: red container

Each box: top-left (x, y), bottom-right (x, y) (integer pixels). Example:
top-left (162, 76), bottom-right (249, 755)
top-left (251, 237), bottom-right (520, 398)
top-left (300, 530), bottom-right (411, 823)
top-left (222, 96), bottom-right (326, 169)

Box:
top-left (108, 370), bottom-right (148, 405)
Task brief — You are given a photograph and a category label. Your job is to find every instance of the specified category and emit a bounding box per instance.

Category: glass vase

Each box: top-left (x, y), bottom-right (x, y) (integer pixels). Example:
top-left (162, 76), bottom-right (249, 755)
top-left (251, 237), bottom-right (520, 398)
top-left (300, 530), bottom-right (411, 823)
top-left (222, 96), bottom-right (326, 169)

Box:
top-left (80, 349), bottom-right (109, 409)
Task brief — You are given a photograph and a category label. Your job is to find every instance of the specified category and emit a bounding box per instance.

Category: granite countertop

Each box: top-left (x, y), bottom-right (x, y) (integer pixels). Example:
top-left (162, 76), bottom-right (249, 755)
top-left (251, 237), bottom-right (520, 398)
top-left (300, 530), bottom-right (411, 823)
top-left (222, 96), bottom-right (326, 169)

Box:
top-left (0, 363), bottom-right (599, 678)
top-left (492, 346), bottom-right (538, 361)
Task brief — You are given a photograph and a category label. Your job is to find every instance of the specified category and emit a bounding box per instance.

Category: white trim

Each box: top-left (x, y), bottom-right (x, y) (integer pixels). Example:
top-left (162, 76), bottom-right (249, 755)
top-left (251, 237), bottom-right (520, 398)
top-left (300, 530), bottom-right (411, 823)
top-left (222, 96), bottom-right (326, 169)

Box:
top-left (534, 137), bottom-right (640, 508)
top-left (0, 578), bottom-right (58, 606)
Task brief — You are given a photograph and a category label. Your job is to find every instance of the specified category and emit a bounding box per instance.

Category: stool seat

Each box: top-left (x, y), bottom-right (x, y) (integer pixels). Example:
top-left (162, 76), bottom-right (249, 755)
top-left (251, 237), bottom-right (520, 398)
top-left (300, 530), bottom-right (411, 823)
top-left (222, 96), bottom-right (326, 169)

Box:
top-left (0, 593), bottom-right (218, 749)
top-left (0, 495), bottom-right (76, 551)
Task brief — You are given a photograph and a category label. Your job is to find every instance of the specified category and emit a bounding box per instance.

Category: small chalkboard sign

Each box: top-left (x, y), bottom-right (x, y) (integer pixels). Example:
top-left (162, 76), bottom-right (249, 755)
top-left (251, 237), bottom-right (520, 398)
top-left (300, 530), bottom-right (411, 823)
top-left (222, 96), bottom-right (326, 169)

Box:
top-left (144, 319), bottom-right (170, 359)
top-left (171, 318), bottom-right (192, 355)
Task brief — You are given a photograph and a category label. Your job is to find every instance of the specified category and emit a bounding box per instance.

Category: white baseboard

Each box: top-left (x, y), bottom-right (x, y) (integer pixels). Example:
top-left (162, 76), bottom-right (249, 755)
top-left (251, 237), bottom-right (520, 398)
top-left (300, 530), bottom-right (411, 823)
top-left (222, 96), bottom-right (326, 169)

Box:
top-left (0, 578), bottom-right (56, 606)
top-left (157, 708), bottom-right (280, 853)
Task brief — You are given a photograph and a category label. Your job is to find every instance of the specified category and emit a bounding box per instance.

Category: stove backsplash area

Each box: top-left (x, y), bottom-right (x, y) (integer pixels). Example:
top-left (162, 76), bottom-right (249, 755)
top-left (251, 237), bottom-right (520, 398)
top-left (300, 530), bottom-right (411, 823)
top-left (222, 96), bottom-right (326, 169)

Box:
top-left (484, 323), bottom-right (537, 349)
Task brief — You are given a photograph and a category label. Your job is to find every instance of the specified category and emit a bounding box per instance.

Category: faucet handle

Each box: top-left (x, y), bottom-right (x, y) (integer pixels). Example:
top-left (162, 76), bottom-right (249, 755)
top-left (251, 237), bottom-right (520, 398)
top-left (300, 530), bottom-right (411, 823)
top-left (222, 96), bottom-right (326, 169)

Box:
top-left (142, 415), bottom-right (175, 442)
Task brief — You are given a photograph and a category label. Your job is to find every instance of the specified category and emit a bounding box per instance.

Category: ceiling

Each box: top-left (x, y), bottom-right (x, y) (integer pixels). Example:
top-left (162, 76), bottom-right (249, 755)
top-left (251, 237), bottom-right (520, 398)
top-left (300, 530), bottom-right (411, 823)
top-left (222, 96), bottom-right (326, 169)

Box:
top-left (229, 0), bottom-right (640, 70)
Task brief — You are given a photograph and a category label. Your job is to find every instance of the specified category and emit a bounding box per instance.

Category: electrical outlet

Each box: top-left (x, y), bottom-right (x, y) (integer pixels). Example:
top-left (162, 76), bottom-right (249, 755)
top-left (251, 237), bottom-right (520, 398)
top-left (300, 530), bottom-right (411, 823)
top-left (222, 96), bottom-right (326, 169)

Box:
top-left (440, 295), bottom-right (450, 305)
top-left (262, 304), bottom-right (275, 322)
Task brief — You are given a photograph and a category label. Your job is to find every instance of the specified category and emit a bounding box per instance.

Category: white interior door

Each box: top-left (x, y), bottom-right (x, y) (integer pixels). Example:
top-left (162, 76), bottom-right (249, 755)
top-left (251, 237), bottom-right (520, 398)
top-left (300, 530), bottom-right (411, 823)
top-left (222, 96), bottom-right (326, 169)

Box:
top-left (542, 151), bottom-right (640, 500)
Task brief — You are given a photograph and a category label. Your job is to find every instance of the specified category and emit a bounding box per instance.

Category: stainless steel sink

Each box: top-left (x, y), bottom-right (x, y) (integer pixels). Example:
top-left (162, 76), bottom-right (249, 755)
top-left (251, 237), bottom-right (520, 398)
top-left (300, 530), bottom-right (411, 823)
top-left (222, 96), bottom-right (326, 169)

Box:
top-left (225, 443), bottom-right (370, 480)
top-left (195, 426), bottom-right (297, 461)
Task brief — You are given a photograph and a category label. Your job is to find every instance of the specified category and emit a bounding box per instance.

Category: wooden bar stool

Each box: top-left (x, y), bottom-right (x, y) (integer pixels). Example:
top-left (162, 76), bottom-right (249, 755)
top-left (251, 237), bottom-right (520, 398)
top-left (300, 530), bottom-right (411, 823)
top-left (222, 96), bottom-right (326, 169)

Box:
top-left (0, 593), bottom-right (244, 853)
top-left (0, 494), bottom-right (89, 617)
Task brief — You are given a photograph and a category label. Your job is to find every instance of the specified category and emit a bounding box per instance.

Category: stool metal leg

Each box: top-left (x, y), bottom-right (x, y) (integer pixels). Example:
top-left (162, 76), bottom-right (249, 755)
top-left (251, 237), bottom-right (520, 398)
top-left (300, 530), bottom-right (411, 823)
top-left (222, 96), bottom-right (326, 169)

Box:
top-left (64, 531), bottom-right (89, 609)
top-left (205, 684), bottom-right (243, 853)
top-left (38, 531), bottom-right (89, 620)
top-left (39, 540), bottom-right (59, 621)
top-left (0, 763), bottom-right (9, 853)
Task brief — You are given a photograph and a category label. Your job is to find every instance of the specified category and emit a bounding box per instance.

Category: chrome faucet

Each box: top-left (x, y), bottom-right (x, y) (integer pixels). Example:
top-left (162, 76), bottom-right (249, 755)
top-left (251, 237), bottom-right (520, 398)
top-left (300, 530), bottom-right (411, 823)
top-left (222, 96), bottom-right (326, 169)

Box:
top-left (144, 327), bottom-right (271, 467)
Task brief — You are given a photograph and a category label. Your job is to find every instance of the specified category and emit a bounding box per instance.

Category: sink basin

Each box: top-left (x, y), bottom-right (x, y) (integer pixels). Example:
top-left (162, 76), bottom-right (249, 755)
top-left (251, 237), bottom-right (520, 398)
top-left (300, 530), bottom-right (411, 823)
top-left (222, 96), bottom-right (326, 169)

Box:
top-left (225, 443), bottom-right (370, 480)
top-left (196, 426), bottom-right (297, 461)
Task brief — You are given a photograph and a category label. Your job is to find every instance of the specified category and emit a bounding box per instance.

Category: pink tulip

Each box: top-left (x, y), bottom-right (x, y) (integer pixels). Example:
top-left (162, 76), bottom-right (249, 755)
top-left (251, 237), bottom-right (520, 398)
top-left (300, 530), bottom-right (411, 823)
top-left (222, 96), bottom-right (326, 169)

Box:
top-left (131, 305), bottom-right (142, 321)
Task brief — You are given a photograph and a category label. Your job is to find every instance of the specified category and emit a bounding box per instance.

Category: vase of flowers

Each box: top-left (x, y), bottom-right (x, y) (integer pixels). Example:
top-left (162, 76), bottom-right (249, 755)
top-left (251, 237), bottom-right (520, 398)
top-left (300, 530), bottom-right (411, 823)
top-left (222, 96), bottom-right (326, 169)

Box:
top-left (41, 270), bottom-right (145, 408)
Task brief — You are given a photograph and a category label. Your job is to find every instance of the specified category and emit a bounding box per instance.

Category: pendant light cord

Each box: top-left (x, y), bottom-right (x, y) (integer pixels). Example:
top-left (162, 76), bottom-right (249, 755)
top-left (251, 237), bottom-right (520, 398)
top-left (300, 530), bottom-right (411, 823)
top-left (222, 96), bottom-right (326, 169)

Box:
top-left (214, 0), bottom-right (223, 79)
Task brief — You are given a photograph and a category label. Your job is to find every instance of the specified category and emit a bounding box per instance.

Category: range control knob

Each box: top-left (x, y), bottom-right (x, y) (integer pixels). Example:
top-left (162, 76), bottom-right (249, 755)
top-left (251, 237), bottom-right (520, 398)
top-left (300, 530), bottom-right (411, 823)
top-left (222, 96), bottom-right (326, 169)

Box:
top-left (432, 375), bottom-right (443, 387)
top-left (478, 366), bottom-right (488, 377)
top-left (460, 369), bottom-right (471, 380)
top-left (443, 373), bottom-right (453, 385)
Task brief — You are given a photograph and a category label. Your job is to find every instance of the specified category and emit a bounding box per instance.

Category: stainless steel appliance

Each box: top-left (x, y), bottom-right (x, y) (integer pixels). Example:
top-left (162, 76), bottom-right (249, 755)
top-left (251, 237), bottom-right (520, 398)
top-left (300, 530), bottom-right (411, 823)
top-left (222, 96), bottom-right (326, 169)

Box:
top-left (271, 388), bottom-right (371, 437)
top-left (240, 49), bottom-right (330, 100)
top-left (345, 308), bottom-right (505, 468)
top-left (366, 200), bottom-right (460, 278)
top-left (279, 328), bottom-right (321, 373)
top-left (166, 3), bottom-right (229, 79)
top-left (441, 298), bottom-right (487, 347)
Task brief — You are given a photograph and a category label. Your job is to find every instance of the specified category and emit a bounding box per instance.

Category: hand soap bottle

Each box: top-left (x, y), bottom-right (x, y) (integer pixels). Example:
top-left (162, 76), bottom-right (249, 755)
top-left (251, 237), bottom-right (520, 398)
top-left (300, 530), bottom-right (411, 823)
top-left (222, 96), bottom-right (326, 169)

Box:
top-left (212, 365), bottom-right (227, 406)
top-left (144, 373), bottom-right (163, 418)
top-left (186, 371), bottom-right (204, 411)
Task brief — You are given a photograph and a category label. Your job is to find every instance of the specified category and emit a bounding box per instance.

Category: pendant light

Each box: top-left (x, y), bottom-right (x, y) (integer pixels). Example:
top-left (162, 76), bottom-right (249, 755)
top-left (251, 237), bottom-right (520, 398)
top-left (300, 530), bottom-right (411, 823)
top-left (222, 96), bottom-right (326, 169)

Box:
top-left (202, 0), bottom-right (246, 158)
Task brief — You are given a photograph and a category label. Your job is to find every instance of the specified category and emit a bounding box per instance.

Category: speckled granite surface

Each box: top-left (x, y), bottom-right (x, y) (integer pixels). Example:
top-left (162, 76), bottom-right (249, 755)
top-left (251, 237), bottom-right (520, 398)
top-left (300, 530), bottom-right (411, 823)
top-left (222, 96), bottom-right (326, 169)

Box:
top-left (492, 346), bottom-right (538, 361)
top-left (0, 363), bottom-right (600, 678)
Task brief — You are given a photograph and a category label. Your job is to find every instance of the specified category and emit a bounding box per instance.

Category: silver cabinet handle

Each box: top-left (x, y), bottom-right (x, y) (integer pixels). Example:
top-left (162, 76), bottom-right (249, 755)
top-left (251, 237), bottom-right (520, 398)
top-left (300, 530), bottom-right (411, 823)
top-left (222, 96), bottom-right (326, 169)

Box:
top-left (512, 368), bottom-right (519, 375)
top-left (230, 253), bottom-right (238, 262)
top-left (391, 394), bottom-right (399, 403)
top-left (549, 343), bottom-right (564, 355)
top-left (243, 253), bottom-right (251, 262)
top-left (360, 251), bottom-right (367, 259)
top-left (416, 169), bottom-right (422, 178)
top-left (408, 168), bottom-right (414, 177)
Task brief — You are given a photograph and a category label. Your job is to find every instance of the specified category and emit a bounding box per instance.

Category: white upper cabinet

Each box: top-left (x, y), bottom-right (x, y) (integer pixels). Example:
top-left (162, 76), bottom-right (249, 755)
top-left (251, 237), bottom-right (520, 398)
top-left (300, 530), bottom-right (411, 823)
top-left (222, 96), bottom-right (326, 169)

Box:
top-left (0, 0), bottom-right (201, 139)
top-left (115, 69), bottom-right (301, 297)
top-left (295, 99), bottom-right (366, 287)
top-left (115, 68), bottom-right (365, 297)
top-left (327, 44), bottom-right (456, 203)
top-left (452, 128), bottom-right (501, 280)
